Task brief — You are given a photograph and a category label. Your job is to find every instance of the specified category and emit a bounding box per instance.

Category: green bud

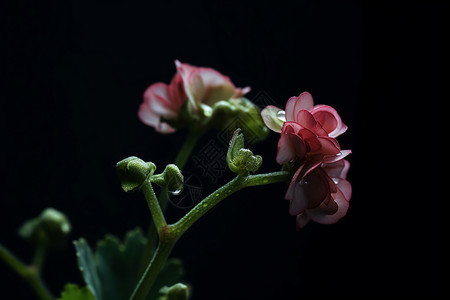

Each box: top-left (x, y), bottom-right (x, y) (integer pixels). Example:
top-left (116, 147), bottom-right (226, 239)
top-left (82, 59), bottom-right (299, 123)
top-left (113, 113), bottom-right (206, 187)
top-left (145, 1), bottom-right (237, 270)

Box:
top-left (210, 98), bottom-right (268, 143)
top-left (18, 208), bottom-right (71, 249)
top-left (227, 129), bottom-right (263, 175)
top-left (116, 156), bottom-right (156, 192)
top-left (159, 283), bottom-right (189, 300)
top-left (151, 164), bottom-right (184, 194)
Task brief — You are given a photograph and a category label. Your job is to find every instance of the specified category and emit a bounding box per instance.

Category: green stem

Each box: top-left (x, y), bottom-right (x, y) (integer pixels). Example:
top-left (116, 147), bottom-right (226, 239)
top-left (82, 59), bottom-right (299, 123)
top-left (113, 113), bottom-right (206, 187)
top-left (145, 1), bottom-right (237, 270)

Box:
top-left (129, 227), bottom-right (177, 300)
top-left (174, 128), bottom-right (201, 170)
top-left (142, 180), bottom-right (167, 234)
top-left (0, 243), bottom-right (53, 300)
top-left (141, 127), bottom-right (202, 271)
top-left (32, 243), bottom-right (47, 271)
top-left (172, 171), bottom-right (290, 236)
top-left (0, 243), bottom-right (28, 278)
top-left (132, 170), bottom-right (289, 300)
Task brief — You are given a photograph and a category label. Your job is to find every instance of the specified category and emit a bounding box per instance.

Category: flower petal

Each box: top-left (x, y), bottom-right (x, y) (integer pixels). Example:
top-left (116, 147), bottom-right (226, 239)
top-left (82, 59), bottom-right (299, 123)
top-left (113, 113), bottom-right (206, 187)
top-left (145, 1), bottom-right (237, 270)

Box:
top-left (285, 166), bottom-right (303, 202)
top-left (285, 92), bottom-right (314, 122)
top-left (334, 178), bottom-right (352, 201)
top-left (311, 104), bottom-right (347, 138)
top-left (261, 105), bottom-right (284, 133)
top-left (233, 86), bottom-right (251, 98)
top-left (322, 149), bottom-right (352, 163)
top-left (138, 102), bottom-right (159, 127)
top-left (175, 60), bottom-right (200, 112)
top-left (145, 83), bottom-right (178, 118)
top-left (138, 102), bottom-right (176, 134)
top-left (322, 159), bottom-right (351, 180)
top-left (276, 131), bottom-right (295, 164)
top-left (296, 213), bottom-right (311, 230)
top-left (288, 168), bottom-right (330, 215)
top-left (316, 137), bottom-right (341, 155)
top-left (276, 123), bottom-right (306, 164)
top-left (296, 110), bottom-right (328, 136)
top-left (307, 188), bottom-right (350, 225)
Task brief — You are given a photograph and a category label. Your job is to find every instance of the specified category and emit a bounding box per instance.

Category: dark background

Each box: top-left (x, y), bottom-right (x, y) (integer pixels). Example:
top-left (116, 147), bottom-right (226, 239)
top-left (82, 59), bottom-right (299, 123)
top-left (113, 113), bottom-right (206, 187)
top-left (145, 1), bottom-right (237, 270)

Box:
top-left (1, 0), bottom-right (446, 299)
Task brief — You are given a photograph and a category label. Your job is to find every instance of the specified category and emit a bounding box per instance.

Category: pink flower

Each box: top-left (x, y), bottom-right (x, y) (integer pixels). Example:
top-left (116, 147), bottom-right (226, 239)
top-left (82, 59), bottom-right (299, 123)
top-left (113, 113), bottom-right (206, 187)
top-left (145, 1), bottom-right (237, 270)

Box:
top-left (138, 72), bottom-right (186, 133)
top-left (290, 159), bottom-right (352, 229)
top-left (261, 91), bottom-right (352, 228)
top-left (138, 60), bottom-right (250, 133)
top-left (175, 60), bottom-right (250, 114)
top-left (261, 92), bottom-right (347, 137)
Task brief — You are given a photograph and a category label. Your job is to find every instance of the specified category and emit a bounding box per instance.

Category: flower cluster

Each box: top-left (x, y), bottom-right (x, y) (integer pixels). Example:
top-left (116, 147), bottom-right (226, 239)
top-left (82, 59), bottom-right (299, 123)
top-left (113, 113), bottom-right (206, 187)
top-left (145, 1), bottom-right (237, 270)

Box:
top-left (138, 60), bottom-right (250, 133)
top-left (261, 92), bottom-right (352, 229)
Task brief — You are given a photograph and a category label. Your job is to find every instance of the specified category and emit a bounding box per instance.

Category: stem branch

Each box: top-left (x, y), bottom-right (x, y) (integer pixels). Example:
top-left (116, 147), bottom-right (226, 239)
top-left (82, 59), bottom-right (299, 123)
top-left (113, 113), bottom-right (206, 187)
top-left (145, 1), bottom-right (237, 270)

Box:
top-left (142, 180), bottom-right (167, 234)
top-left (0, 243), bottom-right (53, 300)
top-left (135, 160), bottom-right (289, 300)
top-left (172, 171), bottom-right (289, 237)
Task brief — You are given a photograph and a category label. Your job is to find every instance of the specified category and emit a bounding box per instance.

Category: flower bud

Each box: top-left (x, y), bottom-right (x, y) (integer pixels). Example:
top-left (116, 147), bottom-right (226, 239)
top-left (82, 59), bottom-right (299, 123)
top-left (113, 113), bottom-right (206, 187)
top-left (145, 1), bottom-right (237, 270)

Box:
top-left (159, 283), bottom-right (189, 300)
top-left (18, 208), bottom-right (71, 249)
top-left (151, 164), bottom-right (184, 194)
top-left (227, 129), bottom-right (263, 175)
top-left (116, 156), bottom-right (156, 192)
top-left (211, 98), bottom-right (268, 143)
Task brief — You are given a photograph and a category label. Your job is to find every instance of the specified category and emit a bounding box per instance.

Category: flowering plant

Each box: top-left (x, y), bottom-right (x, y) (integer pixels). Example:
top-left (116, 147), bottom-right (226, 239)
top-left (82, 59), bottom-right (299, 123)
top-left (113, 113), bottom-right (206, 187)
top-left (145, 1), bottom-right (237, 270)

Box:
top-left (0, 61), bottom-right (352, 300)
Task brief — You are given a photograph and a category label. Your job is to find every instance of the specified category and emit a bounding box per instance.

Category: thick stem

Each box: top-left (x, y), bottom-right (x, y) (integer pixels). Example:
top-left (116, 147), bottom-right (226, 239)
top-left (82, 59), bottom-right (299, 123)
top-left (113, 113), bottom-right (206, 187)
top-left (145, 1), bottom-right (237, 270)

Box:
top-left (129, 227), bottom-right (177, 300)
top-left (0, 243), bottom-right (53, 300)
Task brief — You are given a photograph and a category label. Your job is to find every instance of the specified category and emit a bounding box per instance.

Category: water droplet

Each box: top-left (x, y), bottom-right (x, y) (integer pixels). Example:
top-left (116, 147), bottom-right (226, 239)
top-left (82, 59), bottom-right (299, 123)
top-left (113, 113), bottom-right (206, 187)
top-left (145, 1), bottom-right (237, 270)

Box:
top-left (276, 110), bottom-right (286, 122)
top-left (170, 188), bottom-right (182, 196)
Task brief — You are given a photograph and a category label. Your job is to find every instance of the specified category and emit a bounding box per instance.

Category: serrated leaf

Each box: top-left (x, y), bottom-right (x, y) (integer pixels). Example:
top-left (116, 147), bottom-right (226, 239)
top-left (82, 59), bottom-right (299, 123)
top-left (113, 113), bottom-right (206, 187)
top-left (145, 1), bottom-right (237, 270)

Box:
top-left (73, 228), bottom-right (185, 300)
top-left (95, 229), bottom-right (147, 300)
top-left (58, 283), bottom-right (95, 300)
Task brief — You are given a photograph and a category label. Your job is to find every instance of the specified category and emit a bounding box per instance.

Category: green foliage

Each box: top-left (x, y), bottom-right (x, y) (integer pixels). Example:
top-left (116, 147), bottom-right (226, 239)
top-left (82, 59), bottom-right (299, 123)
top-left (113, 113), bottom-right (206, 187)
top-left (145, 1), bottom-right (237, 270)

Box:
top-left (72, 228), bottom-right (184, 300)
top-left (58, 284), bottom-right (95, 300)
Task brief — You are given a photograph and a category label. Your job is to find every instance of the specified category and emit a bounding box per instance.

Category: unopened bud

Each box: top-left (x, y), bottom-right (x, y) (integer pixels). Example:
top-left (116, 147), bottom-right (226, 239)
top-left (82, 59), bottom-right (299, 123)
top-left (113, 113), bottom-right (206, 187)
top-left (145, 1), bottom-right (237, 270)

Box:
top-left (18, 208), bottom-right (71, 249)
top-left (116, 156), bottom-right (156, 192)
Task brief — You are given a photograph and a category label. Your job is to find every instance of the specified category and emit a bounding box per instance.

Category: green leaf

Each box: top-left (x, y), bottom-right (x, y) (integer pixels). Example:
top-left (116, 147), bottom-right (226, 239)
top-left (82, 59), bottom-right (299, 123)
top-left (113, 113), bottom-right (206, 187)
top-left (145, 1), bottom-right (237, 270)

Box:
top-left (73, 228), bottom-right (185, 300)
top-left (95, 229), bottom-right (147, 300)
top-left (58, 284), bottom-right (95, 300)
top-left (73, 239), bottom-right (102, 300)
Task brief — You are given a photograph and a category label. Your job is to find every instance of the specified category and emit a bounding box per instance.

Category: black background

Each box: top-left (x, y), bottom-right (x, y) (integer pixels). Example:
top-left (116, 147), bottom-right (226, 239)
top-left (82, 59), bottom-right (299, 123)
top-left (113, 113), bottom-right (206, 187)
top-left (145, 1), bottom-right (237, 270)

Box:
top-left (1, 1), bottom-right (446, 299)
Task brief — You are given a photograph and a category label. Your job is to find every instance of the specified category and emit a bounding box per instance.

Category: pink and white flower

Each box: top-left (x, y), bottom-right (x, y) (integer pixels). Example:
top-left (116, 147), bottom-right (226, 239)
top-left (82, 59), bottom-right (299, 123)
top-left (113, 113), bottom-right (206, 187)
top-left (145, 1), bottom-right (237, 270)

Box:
top-left (138, 73), bottom-right (186, 133)
top-left (138, 60), bottom-right (250, 133)
top-left (175, 60), bottom-right (250, 114)
top-left (261, 91), bottom-right (352, 228)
